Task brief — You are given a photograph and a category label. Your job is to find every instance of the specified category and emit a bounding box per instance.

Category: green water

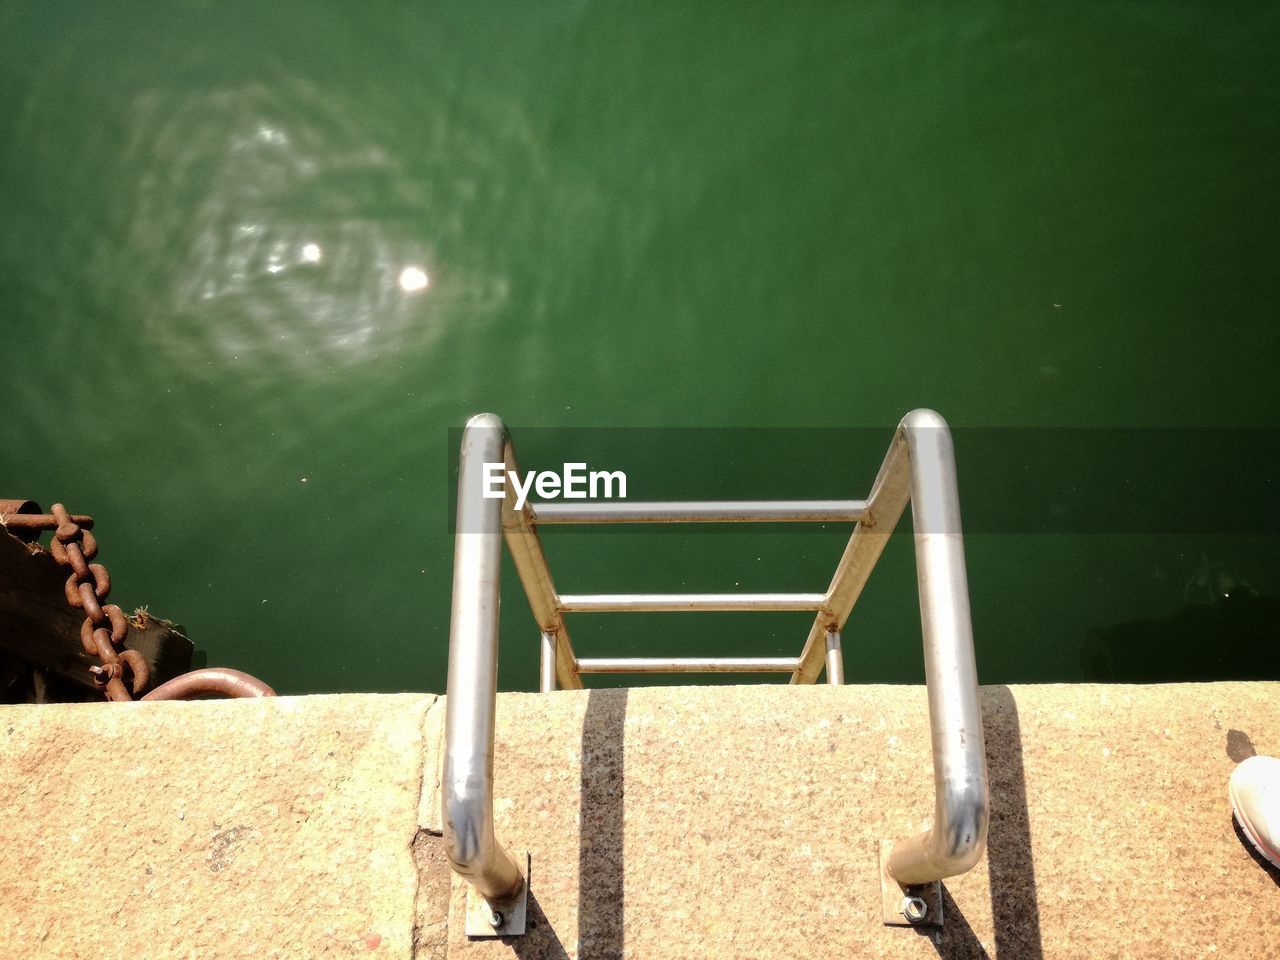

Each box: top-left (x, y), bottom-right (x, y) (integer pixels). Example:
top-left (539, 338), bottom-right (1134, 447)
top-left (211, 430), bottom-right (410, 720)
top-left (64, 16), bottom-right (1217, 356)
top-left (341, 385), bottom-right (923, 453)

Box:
top-left (2, 2), bottom-right (1277, 694)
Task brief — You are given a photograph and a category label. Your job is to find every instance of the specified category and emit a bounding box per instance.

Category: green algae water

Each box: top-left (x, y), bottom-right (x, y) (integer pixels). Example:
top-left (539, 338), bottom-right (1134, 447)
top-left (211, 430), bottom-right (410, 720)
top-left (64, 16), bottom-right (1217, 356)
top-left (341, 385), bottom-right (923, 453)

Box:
top-left (2, 2), bottom-right (1278, 694)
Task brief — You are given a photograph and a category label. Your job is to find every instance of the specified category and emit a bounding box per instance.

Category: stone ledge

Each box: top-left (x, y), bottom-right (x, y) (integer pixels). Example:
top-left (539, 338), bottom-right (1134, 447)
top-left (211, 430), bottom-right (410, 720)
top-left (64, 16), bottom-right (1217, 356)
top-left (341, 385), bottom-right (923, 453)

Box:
top-left (441, 683), bottom-right (1280, 960)
top-left (0, 693), bottom-right (435, 959)
top-left (3, 684), bottom-right (1279, 959)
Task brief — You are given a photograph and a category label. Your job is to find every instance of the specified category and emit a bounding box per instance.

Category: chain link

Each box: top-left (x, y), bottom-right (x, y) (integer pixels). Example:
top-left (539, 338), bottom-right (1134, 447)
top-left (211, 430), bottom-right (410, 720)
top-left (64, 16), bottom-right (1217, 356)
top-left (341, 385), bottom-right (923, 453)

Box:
top-left (48, 503), bottom-right (150, 700)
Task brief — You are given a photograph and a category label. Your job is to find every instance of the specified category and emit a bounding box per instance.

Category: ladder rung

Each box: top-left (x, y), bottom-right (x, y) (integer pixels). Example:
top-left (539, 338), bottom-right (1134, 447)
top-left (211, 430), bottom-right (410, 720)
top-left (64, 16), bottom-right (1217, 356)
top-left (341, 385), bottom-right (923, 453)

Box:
top-left (576, 657), bottom-right (801, 674)
top-left (530, 499), bottom-right (867, 524)
top-left (558, 593), bottom-right (827, 613)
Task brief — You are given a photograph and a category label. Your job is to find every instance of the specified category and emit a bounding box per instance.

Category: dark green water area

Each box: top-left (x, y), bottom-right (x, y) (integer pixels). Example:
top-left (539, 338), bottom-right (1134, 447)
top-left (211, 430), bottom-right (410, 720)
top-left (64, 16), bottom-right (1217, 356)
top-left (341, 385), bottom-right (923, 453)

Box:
top-left (2, 3), bottom-right (1277, 693)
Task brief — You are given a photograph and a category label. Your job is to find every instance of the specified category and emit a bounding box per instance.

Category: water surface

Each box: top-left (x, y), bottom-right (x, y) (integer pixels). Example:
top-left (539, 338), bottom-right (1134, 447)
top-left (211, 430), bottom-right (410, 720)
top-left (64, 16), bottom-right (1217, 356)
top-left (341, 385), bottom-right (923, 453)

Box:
top-left (1, 2), bottom-right (1277, 692)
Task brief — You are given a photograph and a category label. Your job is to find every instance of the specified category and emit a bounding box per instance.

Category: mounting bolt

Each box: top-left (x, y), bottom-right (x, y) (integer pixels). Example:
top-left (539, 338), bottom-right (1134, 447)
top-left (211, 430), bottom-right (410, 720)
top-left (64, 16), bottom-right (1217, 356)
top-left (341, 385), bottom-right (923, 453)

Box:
top-left (487, 909), bottom-right (504, 929)
top-left (900, 896), bottom-right (928, 923)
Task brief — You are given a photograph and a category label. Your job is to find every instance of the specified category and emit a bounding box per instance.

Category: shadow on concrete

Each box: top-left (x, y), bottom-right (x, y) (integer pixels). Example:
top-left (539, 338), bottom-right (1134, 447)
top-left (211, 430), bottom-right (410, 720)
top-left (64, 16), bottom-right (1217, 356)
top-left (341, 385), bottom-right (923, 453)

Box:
top-left (921, 686), bottom-right (1045, 959)
top-left (508, 887), bottom-right (569, 959)
top-left (914, 886), bottom-right (986, 958)
top-left (981, 686), bottom-right (1044, 960)
top-left (577, 687), bottom-right (627, 960)
top-left (1232, 819), bottom-right (1280, 888)
top-left (1226, 728), bottom-right (1258, 762)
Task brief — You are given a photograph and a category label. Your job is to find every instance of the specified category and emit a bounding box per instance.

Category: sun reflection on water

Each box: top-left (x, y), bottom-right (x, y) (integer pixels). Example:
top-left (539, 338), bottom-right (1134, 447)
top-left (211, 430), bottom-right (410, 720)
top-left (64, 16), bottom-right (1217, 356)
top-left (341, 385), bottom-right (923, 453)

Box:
top-left (397, 266), bottom-right (428, 292)
top-left (123, 84), bottom-right (503, 378)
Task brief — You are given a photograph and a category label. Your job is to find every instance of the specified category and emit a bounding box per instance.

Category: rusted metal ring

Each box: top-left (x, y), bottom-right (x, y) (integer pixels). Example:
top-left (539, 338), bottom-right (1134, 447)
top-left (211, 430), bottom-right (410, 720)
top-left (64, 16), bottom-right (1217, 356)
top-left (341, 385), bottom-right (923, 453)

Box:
top-left (79, 617), bottom-right (100, 655)
top-left (65, 566), bottom-right (110, 613)
top-left (141, 668), bottom-right (277, 701)
top-left (117, 649), bottom-right (151, 695)
top-left (65, 573), bottom-right (83, 608)
top-left (50, 537), bottom-right (89, 577)
top-left (51, 503), bottom-right (80, 544)
top-left (90, 661), bottom-right (120, 683)
top-left (87, 563), bottom-right (110, 599)
top-left (0, 499), bottom-right (43, 543)
top-left (104, 604), bottom-right (128, 644)
top-left (91, 627), bottom-right (115, 664)
top-left (77, 580), bottom-right (104, 623)
top-left (67, 540), bottom-right (88, 576)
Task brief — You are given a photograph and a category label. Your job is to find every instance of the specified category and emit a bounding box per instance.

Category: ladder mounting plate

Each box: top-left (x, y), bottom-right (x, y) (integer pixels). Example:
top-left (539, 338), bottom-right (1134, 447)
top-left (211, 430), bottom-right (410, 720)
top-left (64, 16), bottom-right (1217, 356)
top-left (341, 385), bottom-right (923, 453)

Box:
top-left (464, 851), bottom-right (530, 938)
top-left (879, 840), bottom-right (944, 928)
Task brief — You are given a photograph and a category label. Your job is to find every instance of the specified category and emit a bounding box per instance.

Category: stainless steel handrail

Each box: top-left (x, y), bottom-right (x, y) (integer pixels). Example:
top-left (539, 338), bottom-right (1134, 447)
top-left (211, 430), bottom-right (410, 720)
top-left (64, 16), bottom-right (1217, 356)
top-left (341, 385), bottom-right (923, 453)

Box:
top-left (442, 409), bottom-right (988, 921)
top-left (883, 411), bottom-right (988, 884)
top-left (443, 415), bottom-right (526, 913)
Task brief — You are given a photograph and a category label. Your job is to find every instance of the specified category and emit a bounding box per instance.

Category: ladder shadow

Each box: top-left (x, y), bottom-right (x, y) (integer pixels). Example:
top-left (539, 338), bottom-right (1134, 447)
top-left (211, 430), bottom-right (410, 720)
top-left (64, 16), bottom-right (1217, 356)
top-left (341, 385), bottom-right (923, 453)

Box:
top-left (507, 887), bottom-right (569, 959)
top-left (512, 685), bottom-right (1039, 958)
top-left (506, 687), bottom-right (627, 960)
top-left (576, 687), bottom-right (627, 959)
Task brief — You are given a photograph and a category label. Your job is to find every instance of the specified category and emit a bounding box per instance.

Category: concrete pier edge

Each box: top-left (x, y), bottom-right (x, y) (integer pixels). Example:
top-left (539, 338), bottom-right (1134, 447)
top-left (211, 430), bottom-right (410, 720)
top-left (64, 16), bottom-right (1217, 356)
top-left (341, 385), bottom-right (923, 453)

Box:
top-left (3, 683), bottom-right (1278, 959)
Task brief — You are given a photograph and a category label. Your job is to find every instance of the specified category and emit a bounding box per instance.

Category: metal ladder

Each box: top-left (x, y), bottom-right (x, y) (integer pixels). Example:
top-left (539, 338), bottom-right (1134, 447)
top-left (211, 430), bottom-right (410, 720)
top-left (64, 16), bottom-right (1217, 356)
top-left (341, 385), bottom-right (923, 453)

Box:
top-left (442, 410), bottom-right (989, 935)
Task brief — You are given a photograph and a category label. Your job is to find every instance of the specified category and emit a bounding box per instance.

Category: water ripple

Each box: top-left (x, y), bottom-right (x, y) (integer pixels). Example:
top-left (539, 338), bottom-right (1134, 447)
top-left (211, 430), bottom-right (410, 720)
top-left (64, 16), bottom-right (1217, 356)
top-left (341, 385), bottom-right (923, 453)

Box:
top-left (117, 83), bottom-right (503, 378)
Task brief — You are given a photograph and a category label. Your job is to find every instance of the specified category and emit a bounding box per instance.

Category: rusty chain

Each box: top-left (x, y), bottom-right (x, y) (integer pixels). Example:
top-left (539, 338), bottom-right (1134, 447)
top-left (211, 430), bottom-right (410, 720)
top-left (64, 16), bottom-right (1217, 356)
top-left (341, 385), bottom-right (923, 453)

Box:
top-left (2, 499), bottom-right (274, 701)
top-left (48, 503), bottom-right (149, 700)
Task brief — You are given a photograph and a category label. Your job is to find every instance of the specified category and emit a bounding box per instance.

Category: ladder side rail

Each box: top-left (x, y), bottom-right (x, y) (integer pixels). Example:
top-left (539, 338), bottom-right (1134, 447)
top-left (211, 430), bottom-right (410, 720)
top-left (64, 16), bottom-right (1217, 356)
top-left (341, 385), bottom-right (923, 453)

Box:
top-left (885, 409), bottom-right (989, 884)
top-left (790, 430), bottom-right (912, 683)
top-left (500, 438), bottom-right (583, 691)
top-left (442, 414), bottom-right (527, 908)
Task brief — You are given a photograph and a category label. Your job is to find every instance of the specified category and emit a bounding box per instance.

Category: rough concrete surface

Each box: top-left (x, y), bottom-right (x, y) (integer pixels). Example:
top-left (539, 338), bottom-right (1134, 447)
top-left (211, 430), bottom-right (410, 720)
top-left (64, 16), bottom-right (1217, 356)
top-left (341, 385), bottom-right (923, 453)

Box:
top-left (437, 684), bottom-right (1280, 960)
top-left (0, 693), bottom-right (434, 959)
top-left (3, 684), bottom-right (1279, 959)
